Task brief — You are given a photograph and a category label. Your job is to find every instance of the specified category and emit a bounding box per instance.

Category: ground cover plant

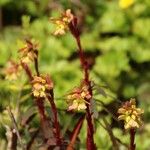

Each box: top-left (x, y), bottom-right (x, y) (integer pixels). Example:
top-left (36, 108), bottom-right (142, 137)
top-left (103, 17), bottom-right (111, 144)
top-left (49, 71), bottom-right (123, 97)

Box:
top-left (0, 0), bottom-right (150, 150)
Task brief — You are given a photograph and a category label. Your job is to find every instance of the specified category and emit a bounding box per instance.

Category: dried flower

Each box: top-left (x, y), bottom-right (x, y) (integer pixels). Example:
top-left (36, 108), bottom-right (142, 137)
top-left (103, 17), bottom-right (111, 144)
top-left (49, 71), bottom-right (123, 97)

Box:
top-left (50, 9), bottom-right (74, 35)
top-left (67, 84), bottom-right (91, 111)
top-left (18, 40), bottom-right (38, 63)
top-left (32, 75), bottom-right (53, 98)
top-left (3, 60), bottom-right (21, 80)
top-left (119, 0), bottom-right (135, 9)
top-left (118, 98), bottom-right (144, 130)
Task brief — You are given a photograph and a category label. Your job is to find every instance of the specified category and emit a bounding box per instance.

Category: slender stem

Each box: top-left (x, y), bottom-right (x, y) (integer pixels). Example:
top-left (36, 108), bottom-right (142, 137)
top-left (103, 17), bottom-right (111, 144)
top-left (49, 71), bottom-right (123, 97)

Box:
top-left (67, 115), bottom-right (85, 150)
top-left (21, 62), bottom-right (48, 137)
top-left (34, 50), bottom-right (39, 76)
top-left (33, 50), bottom-right (62, 145)
top-left (130, 129), bottom-right (136, 150)
top-left (36, 98), bottom-right (47, 121)
top-left (76, 37), bottom-right (89, 83)
top-left (21, 62), bottom-right (33, 81)
top-left (21, 46), bottom-right (62, 146)
top-left (76, 37), bottom-right (96, 149)
top-left (86, 104), bottom-right (96, 150)
top-left (69, 20), bottom-right (96, 149)
top-left (47, 91), bottom-right (62, 145)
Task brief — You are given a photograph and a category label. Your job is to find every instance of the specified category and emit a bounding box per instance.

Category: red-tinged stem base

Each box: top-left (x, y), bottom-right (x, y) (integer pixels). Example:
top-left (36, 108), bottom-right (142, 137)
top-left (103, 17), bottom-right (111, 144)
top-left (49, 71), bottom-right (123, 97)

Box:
top-left (130, 129), bottom-right (136, 150)
top-left (47, 92), bottom-right (62, 146)
top-left (86, 107), bottom-right (96, 150)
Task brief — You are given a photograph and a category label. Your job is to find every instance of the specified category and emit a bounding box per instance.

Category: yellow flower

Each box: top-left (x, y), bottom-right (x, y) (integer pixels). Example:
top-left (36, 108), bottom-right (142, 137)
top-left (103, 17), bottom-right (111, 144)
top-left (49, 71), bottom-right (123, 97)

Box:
top-left (18, 40), bottom-right (38, 63)
top-left (66, 84), bottom-right (91, 111)
top-left (119, 0), bottom-right (135, 9)
top-left (68, 99), bottom-right (87, 111)
top-left (53, 20), bottom-right (68, 36)
top-left (32, 75), bottom-right (53, 98)
top-left (50, 9), bottom-right (74, 36)
top-left (118, 98), bottom-right (144, 129)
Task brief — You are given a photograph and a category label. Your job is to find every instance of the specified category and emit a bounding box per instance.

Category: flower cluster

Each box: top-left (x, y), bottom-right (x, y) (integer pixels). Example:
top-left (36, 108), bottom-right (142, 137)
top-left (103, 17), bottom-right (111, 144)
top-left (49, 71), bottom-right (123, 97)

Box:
top-left (3, 60), bottom-right (21, 80)
top-left (32, 75), bottom-right (53, 98)
top-left (118, 98), bottom-right (144, 130)
top-left (67, 85), bottom-right (91, 111)
top-left (119, 0), bottom-right (135, 9)
top-left (50, 9), bottom-right (74, 35)
top-left (18, 40), bottom-right (38, 63)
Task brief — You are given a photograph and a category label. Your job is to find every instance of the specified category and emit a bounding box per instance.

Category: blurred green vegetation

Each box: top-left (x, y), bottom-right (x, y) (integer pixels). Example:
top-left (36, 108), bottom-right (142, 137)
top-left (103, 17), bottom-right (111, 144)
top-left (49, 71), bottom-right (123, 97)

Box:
top-left (0, 0), bottom-right (150, 149)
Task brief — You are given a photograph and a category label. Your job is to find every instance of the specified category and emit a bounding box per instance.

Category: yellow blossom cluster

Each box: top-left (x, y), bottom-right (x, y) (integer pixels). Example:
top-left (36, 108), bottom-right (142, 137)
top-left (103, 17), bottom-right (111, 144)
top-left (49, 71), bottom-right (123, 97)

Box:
top-left (67, 85), bottom-right (91, 111)
top-left (32, 75), bottom-right (53, 98)
top-left (50, 9), bottom-right (74, 35)
top-left (118, 98), bottom-right (144, 129)
top-left (18, 40), bottom-right (38, 63)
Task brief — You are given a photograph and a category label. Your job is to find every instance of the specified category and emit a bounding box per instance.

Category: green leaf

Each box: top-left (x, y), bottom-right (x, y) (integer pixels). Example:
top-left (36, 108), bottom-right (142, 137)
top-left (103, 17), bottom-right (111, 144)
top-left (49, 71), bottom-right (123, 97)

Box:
top-left (94, 51), bottom-right (130, 77)
top-left (133, 18), bottom-right (150, 41)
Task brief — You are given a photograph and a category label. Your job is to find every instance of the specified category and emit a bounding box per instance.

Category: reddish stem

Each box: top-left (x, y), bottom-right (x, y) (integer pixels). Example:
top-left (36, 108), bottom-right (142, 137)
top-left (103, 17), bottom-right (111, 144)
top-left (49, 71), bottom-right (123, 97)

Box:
top-left (21, 62), bottom-right (33, 81)
top-left (21, 62), bottom-right (47, 120)
top-left (36, 98), bottom-right (47, 121)
top-left (69, 19), bottom-right (96, 150)
top-left (76, 36), bottom-right (96, 150)
top-left (33, 52), bottom-right (62, 145)
top-left (47, 90), bottom-right (62, 146)
top-left (67, 115), bottom-right (85, 150)
top-left (34, 50), bottom-right (40, 76)
top-left (76, 37), bottom-right (89, 83)
top-left (130, 129), bottom-right (136, 150)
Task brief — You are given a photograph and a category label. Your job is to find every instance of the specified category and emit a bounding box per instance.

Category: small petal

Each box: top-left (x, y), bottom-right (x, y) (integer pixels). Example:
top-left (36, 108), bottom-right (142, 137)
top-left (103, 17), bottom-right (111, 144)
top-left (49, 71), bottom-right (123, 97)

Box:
top-left (78, 103), bottom-right (87, 110)
top-left (118, 115), bottom-right (126, 120)
top-left (118, 108), bottom-right (126, 114)
top-left (33, 90), bottom-right (40, 97)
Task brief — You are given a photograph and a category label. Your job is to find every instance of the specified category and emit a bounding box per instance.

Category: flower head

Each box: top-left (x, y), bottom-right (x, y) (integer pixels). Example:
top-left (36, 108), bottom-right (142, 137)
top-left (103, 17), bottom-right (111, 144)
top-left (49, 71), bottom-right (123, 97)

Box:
top-left (18, 40), bottom-right (38, 63)
top-left (118, 98), bottom-right (144, 130)
top-left (67, 84), bottom-right (91, 111)
top-left (3, 60), bottom-right (21, 80)
top-left (119, 0), bottom-right (135, 9)
top-left (32, 75), bottom-right (53, 98)
top-left (50, 9), bottom-right (74, 35)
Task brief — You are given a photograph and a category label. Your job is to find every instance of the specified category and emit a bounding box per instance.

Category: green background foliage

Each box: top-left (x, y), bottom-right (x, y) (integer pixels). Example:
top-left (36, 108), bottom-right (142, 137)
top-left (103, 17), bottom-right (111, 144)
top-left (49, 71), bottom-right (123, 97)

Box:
top-left (0, 0), bottom-right (150, 149)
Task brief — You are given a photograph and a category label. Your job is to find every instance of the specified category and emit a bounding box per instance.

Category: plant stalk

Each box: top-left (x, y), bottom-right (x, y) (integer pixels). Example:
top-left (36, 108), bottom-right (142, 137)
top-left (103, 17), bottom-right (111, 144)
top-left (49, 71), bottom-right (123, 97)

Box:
top-left (33, 53), bottom-right (62, 145)
top-left (47, 91), bottom-right (62, 146)
top-left (69, 19), bottom-right (96, 150)
top-left (130, 128), bottom-right (136, 150)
